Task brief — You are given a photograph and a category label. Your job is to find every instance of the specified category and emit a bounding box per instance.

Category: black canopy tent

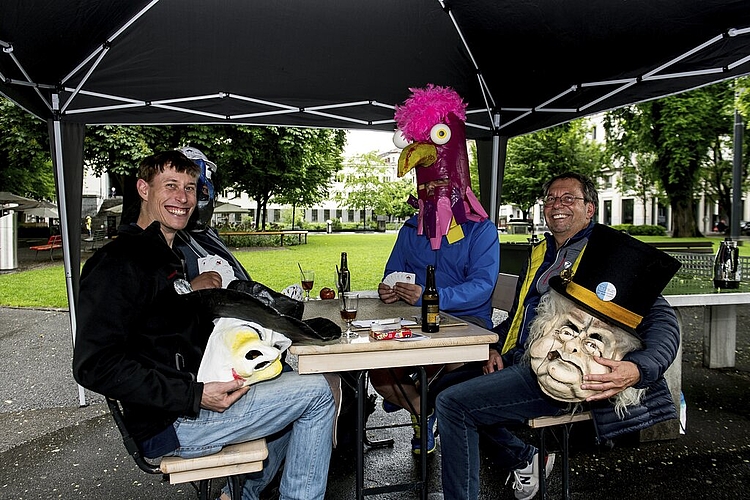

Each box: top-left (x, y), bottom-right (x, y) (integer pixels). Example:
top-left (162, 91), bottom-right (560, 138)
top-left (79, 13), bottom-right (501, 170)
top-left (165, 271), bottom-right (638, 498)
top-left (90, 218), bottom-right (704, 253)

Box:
top-left (3, 0), bottom-right (750, 403)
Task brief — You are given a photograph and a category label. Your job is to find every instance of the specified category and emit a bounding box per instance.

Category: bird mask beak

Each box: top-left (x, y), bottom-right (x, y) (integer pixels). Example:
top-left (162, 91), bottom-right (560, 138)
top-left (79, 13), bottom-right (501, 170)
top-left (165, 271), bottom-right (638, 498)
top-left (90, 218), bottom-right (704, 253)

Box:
top-left (397, 142), bottom-right (436, 177)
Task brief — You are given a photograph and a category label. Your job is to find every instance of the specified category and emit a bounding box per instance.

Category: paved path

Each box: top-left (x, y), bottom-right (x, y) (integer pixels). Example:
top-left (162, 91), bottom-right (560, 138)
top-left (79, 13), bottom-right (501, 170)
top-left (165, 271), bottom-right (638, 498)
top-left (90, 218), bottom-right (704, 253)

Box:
top-left (0, 305), bottom-right (748, 499)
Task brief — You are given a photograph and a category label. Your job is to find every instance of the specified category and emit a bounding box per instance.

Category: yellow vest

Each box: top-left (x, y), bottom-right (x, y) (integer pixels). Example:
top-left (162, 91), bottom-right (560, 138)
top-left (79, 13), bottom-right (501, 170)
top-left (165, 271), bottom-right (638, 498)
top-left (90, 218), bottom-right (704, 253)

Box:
top-left (500, 239), bottom-right (587, 354)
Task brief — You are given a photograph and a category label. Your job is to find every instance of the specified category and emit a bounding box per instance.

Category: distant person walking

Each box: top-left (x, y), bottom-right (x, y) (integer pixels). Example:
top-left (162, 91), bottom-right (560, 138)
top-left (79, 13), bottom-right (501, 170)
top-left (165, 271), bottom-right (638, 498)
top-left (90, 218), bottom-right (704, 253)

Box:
top-left (85, 216), bottom-right (92, 237)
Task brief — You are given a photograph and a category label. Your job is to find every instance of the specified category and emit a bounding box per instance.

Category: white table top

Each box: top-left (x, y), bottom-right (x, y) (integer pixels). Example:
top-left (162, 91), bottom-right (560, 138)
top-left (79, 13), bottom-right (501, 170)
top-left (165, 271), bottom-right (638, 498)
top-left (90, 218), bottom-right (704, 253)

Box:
top-left (290, 298), bottom-right (498, 374)
top-left (665, 292), bottom-right (750, 307)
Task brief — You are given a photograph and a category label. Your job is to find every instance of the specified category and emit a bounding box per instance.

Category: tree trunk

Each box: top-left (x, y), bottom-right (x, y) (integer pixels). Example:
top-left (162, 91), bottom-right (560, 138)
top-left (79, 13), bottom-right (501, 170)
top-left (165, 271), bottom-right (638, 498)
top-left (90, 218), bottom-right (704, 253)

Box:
top-left (670, 193), bottom-right (701, 237)
top-left (260, 196), bottom-right (268, 231)
top-left (292, 204), bottom-right (297, 230)
top-left (254, 199), bottom-right (261, 229)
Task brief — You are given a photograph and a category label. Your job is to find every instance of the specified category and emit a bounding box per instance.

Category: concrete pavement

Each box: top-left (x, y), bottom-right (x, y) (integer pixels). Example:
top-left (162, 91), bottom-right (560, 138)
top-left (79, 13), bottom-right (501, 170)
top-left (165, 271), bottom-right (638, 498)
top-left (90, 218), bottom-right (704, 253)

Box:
top-left (0, 304), bottom-right (748, 499)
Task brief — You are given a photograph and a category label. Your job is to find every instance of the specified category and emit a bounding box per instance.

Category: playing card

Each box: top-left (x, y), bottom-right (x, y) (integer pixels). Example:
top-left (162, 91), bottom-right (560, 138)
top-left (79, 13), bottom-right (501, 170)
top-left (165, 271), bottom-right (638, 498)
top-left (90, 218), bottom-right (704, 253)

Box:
top-left (383, 271), bottom-right (416, 288)
top-left (198, 255), bottom-right (236, 288)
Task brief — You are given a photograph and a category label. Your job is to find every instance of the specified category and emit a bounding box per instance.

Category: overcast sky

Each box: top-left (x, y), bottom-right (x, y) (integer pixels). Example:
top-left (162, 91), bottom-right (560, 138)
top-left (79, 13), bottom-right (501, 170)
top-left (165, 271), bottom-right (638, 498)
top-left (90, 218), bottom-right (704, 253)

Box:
top-left (343, 129), bottom-right (396, 158)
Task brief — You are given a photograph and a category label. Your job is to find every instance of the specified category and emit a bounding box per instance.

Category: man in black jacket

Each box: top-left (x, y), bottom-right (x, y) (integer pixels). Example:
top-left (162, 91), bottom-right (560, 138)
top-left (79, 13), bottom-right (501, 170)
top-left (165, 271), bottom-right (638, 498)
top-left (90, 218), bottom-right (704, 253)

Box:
top-left (73, 151), bottom-right (335, 500)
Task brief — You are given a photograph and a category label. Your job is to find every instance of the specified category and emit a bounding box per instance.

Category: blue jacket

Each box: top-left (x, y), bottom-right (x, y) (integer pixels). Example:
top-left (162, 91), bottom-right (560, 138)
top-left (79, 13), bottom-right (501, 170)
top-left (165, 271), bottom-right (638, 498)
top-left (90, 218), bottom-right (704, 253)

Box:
top-left (495, 223), bottom-right (679, 441)
top-left (384, 216), bottom-right (499, 329)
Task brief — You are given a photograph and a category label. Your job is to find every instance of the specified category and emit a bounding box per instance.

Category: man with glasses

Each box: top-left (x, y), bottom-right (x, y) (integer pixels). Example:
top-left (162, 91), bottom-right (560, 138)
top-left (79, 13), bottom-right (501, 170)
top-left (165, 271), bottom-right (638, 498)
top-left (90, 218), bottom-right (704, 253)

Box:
top-left (433, 172), bottom-right (680, 500)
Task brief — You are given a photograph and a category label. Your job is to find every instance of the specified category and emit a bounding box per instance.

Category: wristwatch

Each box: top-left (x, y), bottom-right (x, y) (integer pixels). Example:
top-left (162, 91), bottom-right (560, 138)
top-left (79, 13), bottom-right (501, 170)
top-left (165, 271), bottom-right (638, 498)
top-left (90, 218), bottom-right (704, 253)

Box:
top-left (173, 278), bottom-right (193, 295)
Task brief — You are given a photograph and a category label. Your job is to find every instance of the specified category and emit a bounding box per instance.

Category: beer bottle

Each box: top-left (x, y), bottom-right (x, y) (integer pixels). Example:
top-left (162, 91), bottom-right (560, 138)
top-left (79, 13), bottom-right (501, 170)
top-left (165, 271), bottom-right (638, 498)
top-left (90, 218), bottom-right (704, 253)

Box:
top-left (338, 252), bottom-right (351, 293)
top-left (421, 265), bottom-right (440, 333)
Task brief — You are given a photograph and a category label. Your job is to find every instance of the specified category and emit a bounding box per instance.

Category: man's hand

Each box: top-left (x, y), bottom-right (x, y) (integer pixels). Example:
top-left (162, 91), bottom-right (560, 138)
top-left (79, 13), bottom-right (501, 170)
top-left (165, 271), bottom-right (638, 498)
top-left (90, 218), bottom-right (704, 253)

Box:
top-left (581, 357), bottom-right (641, 402)
top-left (483, 348), bottom-right (504, 374)
top-left (392, 282), bottom-right (423, 305)
top-left (200, 379), bottom-right (249, 412)
top-left (190, 271), bottom-right (223, 291)
top-left (378, 282), bottom-right (399, 304)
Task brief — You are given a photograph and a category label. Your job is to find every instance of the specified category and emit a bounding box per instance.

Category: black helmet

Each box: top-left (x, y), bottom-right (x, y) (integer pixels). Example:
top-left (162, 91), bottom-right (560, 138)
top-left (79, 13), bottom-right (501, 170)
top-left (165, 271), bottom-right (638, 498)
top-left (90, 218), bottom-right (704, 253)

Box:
top-left (179, 147), bottom-right (217, 228)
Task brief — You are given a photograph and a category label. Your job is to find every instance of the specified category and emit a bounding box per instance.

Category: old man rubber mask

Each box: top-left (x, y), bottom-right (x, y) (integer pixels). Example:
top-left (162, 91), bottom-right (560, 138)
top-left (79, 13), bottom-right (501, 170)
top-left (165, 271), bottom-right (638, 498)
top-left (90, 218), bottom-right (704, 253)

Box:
top-left (197, 317), bottom-right (291, 386)
top-left (527, 291), bottom-right (642, 402)
top-left (393, 84), bottom-right (488, 250)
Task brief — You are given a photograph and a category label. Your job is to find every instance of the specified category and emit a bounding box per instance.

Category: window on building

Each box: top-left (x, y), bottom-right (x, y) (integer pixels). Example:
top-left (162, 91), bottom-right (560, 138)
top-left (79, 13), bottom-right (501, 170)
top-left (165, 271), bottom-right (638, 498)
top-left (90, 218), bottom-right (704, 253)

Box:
top-left (311, 210), bottom-right (318, 222)
top-left (324, 209), bottom-right (331, 221)
top-left (335, 209), bottom-right (342, 220)
top-left (622, 199), bottom-right (634, 224)
top-left (348, 209), bottom-right (354, 221)
top-left (603, 200), bottom-right (612, 226)
top-left (360, 209), bottom-right (366, 222)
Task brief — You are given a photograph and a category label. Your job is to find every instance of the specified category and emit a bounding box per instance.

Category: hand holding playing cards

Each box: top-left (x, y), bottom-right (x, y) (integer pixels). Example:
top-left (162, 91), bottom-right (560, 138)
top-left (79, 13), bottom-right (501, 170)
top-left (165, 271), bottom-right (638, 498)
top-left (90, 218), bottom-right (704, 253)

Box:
top-left (378, 281), bottom-right (422, 305)
top-left (378, 282), bottom-right (398, 303)
top-left (191, 271), bottom-right (223, 291)
top-left (392, 282), bottom-right (423, 305)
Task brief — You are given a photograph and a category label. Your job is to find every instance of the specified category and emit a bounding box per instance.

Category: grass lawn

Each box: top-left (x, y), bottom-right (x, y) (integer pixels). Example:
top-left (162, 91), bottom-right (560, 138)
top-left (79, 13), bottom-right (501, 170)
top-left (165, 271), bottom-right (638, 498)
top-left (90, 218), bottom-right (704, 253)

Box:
top-left (0, 231), bottom-right (739, 309)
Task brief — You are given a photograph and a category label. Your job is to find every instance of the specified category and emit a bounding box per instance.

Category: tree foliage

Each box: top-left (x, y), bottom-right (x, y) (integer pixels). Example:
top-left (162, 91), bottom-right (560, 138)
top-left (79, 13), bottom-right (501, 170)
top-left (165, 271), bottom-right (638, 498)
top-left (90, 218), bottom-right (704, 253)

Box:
top-left (209, 126), bottom-right (345, 230)
top-left (0, 98), bottom-right (55, 199)
top-left (605, 82), bottom-right (734, 236)
top-left (502, 120), bottom-right (602, 219)
top-left (336, 152), bottom-right (388, 229)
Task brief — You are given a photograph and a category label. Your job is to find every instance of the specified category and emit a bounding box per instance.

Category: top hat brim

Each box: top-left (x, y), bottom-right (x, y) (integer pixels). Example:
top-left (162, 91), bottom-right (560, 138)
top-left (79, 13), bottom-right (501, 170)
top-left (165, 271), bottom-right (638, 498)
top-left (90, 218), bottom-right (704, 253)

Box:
top-left (186, 288), bottom-right (341, 343)
top-left (548, 274), bottom-right (640, 334)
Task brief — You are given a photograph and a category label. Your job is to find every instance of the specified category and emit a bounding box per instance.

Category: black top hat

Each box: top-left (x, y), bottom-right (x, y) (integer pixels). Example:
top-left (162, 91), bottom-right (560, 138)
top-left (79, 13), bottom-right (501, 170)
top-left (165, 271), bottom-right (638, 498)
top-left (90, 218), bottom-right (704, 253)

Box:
top-left (549, 224), bottom-right (681, 333)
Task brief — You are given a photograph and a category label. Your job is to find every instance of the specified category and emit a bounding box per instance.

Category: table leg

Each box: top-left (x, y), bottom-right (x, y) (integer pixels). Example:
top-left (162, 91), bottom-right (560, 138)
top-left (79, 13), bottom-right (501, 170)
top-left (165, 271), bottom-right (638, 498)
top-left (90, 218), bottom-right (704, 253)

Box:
top-left (704, 304), bottom-right (737, 368)
top-left (356, 370), bottom-right (366, 500)
top-left (418, 366), bottom-right (427, 500)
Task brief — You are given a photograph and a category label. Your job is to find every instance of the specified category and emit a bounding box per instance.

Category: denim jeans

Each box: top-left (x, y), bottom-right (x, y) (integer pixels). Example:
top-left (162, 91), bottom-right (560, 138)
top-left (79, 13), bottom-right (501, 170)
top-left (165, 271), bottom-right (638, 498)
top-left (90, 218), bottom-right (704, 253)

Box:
top-left (435, 363), bottom-right (568, 500)
top-left (171, 370), bottom-right (335, 500)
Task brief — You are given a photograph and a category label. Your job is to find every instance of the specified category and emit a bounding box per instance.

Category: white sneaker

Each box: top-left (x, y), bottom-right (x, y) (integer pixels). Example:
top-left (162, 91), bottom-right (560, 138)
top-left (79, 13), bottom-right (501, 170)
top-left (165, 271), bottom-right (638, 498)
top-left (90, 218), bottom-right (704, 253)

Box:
top-left (507, 452), bottom-right (556, 500)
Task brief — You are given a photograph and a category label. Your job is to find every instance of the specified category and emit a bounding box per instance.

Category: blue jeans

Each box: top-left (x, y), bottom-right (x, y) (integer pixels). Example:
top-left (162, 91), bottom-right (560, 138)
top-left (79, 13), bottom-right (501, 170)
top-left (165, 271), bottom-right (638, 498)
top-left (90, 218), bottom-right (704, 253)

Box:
top-left (435, 363), bottom-right (568, 500)
top-left (172, 371), bottom-right (335, 500)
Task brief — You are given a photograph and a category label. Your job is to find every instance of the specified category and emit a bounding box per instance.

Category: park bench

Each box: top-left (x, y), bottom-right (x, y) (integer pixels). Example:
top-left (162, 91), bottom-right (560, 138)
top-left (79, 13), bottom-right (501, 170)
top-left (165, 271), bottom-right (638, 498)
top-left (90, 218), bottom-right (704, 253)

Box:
top-left (83, 229), bottom-right (107, 251)
top-left (219, 230), bottom-right (308, 247)
top-left (647, 240), bottom-right (714, 254)
top-left (29, 234), bottom-right (63, 260)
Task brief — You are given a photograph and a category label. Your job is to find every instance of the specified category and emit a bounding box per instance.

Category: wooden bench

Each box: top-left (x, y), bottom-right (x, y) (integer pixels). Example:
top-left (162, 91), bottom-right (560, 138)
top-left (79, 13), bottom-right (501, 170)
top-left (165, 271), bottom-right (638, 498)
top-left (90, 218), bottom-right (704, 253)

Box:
top-left (29, 234), bottom-right (63, 259)
top-left (648, 240), bottom-right (714, 254)
top-left (529, 411), bottom-right (592, 500)
top-left (107, 398), bottom-right (267, 500)
top-left (219, 230), bottom-right (308, 247)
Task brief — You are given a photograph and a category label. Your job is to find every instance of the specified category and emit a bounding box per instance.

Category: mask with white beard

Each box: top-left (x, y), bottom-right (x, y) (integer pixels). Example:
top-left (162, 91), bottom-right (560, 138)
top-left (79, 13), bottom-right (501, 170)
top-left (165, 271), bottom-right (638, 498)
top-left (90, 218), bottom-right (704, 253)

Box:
top-left (527, 291), bottom-right (642, 403)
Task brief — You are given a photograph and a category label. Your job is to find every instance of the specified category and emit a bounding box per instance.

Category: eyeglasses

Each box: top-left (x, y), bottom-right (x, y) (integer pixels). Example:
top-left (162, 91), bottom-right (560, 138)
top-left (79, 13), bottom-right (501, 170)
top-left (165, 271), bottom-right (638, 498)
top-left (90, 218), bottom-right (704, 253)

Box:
top-left (542, 194), bottom-right (585, 206)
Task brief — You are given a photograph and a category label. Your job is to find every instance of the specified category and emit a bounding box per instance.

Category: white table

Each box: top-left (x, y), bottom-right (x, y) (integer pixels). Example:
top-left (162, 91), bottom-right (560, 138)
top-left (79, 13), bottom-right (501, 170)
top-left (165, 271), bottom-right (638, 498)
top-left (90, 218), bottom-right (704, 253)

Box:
top-left (666, 291), bottom-right (750, 369)
top-left (290, 298), bottom-right (498, 500)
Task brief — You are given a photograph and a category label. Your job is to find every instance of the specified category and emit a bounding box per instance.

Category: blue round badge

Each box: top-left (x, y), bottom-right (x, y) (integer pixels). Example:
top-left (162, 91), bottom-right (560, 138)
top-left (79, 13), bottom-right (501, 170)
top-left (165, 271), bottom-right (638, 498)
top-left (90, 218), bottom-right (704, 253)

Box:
top-left (595, 282), bottom-right (617, 301)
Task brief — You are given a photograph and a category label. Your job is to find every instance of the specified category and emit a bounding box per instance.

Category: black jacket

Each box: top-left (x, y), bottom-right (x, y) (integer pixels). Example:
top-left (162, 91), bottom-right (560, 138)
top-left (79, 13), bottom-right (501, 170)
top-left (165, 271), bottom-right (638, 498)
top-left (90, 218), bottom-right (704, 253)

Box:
top-left (73, 222), bottom-right (210, 443)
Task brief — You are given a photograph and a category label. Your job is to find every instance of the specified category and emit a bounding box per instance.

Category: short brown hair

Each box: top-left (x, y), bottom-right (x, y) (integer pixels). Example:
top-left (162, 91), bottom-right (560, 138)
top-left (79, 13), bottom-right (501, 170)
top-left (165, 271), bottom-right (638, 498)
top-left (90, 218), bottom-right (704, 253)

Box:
top-left (138, 151), bottom-right (201, 183)
top-left (542, 172), bottom-right (599, 206)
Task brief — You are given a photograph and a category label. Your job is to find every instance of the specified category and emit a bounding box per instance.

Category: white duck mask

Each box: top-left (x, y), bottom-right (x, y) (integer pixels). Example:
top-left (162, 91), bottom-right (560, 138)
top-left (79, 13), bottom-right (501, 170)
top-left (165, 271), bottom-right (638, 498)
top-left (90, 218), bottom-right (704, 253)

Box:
top-left (198, 317), bottom-right (291, 387)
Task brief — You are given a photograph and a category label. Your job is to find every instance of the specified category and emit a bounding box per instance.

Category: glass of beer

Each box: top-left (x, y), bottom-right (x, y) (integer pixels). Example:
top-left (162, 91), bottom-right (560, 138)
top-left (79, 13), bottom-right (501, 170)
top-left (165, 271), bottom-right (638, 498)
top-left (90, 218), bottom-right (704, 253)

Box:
top-left (300, 270), bottom-right (315, 301)
top-left (339, 292), bottom-right (359, 337)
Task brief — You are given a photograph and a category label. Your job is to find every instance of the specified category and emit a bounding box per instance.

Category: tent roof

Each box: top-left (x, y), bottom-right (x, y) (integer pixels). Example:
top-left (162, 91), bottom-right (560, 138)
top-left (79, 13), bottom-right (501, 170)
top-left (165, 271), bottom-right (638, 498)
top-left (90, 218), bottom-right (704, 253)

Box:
top-left (3, 0), bottom-right (750, 138)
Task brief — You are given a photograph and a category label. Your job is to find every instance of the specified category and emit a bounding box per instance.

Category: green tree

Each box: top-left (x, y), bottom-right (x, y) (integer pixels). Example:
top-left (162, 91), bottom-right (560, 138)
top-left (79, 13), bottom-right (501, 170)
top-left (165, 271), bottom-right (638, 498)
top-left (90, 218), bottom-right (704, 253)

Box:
top-left (374, 176), bottom-right (416, 221)
top-left (0, 98), bottom-right (55, 200)
top-left (336, 152), bottom-right (386, 229)
top-left (503, 120), bottom-right (602, 219)
top-left (213, 126), bottom-right (345, 230)
top-left (605, 82), bottom-right (734, 236)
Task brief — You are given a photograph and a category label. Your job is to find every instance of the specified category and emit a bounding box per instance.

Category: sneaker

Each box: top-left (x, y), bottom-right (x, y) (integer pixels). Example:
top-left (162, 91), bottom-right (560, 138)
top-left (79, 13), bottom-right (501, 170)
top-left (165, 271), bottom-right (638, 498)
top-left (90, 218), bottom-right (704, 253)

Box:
top-left (507, 452), bottom-right (555, 500)
top-left (410, 411), bottom-right (437, 454)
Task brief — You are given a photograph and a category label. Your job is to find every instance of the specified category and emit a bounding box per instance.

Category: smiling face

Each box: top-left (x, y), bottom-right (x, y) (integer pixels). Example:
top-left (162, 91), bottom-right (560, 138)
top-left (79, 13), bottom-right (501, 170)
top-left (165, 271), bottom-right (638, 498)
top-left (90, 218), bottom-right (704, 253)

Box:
top-left (136, 166), bottom-right (198, 245)
top-left (543, 177), bottom-right (595, 247)
top-left (528, 291), bottom-right (642, 402)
